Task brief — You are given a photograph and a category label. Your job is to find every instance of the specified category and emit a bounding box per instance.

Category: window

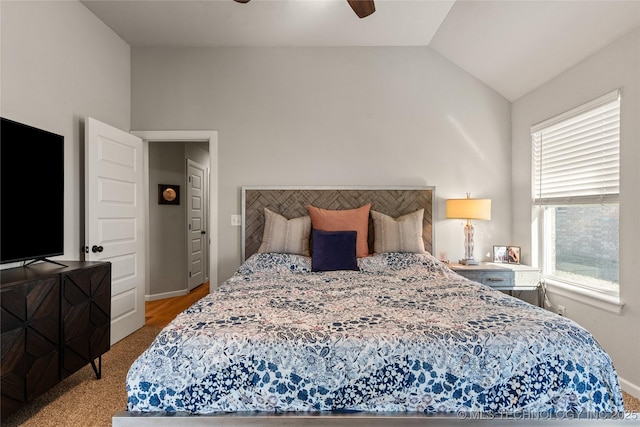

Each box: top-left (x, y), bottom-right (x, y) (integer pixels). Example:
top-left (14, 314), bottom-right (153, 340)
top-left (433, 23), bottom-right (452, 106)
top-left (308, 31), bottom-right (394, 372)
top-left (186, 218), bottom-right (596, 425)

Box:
top-left (532, 90), bottom-right (620, 296)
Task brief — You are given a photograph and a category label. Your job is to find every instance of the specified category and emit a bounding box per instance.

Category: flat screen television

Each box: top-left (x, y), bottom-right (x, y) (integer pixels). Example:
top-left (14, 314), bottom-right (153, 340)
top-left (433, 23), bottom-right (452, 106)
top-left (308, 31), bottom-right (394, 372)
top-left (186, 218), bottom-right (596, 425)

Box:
top-left (1, 117), bottom-right (64, 264)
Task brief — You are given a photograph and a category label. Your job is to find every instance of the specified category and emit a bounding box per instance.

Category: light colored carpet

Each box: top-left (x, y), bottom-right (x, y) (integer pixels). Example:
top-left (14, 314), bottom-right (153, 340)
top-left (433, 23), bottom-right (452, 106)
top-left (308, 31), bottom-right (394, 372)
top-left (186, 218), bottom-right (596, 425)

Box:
top-left (2, 326), bottom-right (162, 427)
top-left (3, 324), bottom-right (639, 425)
top-left (624, 391), bottom-right (640, 412)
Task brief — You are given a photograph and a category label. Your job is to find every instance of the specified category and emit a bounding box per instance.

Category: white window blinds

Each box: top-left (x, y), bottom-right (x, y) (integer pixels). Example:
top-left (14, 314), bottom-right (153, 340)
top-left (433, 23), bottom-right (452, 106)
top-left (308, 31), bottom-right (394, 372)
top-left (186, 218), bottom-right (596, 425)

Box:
top-left (532, 90), bottom-right (620, 204)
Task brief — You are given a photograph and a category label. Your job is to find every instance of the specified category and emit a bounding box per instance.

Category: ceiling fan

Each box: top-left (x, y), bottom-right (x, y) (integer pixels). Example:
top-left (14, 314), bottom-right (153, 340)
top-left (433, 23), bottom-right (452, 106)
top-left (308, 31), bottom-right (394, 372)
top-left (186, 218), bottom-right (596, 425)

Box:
top-left (233, 0), bottom-right (376, 19)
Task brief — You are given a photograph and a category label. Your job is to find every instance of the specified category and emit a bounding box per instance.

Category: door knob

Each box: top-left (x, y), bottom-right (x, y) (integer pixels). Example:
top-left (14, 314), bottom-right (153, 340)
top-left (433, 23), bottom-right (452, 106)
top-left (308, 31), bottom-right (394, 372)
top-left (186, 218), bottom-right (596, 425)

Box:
top-left (92, 245), bottom-right (104, 253)
top-left (201, 230), bottom-right (207, 235)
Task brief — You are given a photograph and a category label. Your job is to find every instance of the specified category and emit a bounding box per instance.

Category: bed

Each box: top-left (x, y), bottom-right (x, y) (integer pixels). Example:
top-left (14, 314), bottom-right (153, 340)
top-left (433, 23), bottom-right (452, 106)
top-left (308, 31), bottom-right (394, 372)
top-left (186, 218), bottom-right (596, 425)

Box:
top-left (115, 187), bottom-right (624, 425)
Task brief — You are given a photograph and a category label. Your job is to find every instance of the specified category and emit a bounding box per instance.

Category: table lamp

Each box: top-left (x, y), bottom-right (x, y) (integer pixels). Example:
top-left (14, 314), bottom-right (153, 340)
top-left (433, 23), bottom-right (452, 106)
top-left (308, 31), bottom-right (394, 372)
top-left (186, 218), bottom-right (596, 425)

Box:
top-left (446, 193), bottom-right (491, 265)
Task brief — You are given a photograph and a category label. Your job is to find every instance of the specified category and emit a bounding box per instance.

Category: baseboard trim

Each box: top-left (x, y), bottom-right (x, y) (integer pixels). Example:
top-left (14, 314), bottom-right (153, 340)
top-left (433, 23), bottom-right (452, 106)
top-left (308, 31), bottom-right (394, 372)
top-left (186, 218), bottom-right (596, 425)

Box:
top-left (620, 376), bottom-right (640, 399)
top-left (145, 289), bottom-right (188, 301)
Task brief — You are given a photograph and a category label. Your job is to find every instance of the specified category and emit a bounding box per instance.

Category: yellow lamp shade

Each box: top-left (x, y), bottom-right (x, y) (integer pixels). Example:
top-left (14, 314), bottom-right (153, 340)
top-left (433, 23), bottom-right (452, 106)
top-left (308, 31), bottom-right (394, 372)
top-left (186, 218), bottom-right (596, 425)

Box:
top-left (446, 197), bottom-right (491, 221)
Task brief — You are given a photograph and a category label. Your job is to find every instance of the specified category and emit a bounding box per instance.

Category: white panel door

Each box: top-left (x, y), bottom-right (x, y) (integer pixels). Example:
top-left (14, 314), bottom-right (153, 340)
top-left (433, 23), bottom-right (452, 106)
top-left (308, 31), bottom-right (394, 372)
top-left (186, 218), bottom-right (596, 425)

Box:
top-left (85, 117), bottom-right (145, 345)
top-left (187, 159), bottom-right (206, 291)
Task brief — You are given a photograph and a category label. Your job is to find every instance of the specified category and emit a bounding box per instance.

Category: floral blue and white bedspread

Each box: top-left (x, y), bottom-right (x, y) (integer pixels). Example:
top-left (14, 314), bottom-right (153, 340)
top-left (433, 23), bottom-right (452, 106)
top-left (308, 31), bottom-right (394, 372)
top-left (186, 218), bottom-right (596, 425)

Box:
top-left (126, 253), bottom-right (624, 415)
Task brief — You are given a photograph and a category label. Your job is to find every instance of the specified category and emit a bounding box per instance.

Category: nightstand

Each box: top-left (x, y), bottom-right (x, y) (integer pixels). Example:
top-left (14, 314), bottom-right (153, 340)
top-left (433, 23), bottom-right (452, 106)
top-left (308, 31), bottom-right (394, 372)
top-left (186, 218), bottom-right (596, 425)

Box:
top-left (450, 263), bottom-right (541, 305)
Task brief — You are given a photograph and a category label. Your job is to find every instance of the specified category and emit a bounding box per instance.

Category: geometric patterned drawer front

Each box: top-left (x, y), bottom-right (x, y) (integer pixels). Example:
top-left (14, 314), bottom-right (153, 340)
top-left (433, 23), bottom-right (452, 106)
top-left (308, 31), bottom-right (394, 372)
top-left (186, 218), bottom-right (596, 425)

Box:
top-left (0, 261), bottom-right (111, 421)
top-left (1, 276), bottom-right (60, 417)
top-left (61, 264), bottom-right (111, 379)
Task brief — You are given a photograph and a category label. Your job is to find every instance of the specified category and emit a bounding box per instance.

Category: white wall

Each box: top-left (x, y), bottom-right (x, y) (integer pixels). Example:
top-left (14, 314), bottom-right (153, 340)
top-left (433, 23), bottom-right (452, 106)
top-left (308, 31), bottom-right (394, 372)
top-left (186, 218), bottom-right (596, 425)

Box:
top-left (131, 47), bottom-right (512, 281)
top-left (512, 28), bottom-right (640, 395)
top-left (1, 0), bottom-right (131, 264)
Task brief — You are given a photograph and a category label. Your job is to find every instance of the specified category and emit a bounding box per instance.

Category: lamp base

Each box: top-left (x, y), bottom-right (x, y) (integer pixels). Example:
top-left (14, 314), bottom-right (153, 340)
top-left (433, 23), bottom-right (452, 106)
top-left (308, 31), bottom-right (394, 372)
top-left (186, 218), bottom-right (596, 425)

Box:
top-left (459, 259), bottom-right (480, 266)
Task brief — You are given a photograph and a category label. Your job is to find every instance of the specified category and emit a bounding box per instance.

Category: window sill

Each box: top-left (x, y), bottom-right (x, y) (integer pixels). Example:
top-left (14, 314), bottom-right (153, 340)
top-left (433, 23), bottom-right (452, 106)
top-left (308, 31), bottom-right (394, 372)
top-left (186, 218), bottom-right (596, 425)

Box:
top-left (543, 277), bottom-right (624, 315)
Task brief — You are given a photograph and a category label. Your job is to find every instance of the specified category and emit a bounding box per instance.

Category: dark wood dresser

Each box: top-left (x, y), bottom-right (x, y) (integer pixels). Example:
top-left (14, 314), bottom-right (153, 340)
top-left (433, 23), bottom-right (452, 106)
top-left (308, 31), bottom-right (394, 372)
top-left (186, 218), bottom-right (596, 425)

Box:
top-left (1, 261), bottom-right (111, 419)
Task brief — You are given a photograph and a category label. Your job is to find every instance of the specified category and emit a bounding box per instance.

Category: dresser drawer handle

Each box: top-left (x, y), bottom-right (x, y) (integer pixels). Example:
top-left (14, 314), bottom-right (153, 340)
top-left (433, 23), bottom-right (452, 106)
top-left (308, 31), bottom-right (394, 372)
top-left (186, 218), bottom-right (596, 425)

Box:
top-left (486, 277), bottom-right (506, 282)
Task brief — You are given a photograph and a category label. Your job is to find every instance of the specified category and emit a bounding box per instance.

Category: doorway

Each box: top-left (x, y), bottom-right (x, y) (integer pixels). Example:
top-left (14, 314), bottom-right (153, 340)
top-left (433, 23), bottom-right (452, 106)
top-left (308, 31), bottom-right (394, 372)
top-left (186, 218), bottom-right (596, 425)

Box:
top-left (132, 130), bottom-right (218, 301)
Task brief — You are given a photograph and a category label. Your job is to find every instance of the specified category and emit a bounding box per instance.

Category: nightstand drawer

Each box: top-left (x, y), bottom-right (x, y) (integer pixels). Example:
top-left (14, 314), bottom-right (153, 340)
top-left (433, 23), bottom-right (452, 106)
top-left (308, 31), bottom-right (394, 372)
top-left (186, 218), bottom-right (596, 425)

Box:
top-left (452, 268), bottom-right (515, 289)
top-left (449, 263), bottom-right (541, 305)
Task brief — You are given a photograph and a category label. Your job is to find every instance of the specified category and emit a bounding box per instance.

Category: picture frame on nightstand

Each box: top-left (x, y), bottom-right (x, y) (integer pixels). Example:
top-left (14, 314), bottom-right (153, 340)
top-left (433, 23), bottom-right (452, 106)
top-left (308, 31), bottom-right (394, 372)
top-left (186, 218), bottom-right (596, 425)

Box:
top-left (493, 245), bottom-right (508, 263)
top-left (507, 246), bottom-right (521, 264)
top-left (493, 245), bottom-right (521, 264)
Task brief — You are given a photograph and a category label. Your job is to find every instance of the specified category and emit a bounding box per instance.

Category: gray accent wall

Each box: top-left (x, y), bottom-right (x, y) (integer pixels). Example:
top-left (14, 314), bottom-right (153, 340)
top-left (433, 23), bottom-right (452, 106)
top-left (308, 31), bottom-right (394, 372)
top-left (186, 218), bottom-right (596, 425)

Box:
top-left (130, 47), bottom-right (513, 283)
top-left (148, 142), bottom-right (187, 296)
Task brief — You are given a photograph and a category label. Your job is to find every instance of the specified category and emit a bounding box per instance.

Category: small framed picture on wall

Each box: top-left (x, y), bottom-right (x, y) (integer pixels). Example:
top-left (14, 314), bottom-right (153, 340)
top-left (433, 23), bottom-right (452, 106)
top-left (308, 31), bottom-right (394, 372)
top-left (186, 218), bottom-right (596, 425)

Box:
top-left (158, 184), bottom-right (180, 205)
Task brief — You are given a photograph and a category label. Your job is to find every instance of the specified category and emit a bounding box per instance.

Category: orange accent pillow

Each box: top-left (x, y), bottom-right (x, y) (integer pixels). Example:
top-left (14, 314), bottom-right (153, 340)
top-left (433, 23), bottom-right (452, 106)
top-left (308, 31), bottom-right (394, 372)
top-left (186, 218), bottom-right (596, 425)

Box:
top-left (307, 204), bottom-right (371, 258)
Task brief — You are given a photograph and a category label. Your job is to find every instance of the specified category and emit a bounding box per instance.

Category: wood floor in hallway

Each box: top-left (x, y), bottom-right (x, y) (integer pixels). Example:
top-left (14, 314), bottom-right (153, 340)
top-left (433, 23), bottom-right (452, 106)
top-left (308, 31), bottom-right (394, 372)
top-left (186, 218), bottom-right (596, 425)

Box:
top-left (144, 282), bottom-right (210, 328)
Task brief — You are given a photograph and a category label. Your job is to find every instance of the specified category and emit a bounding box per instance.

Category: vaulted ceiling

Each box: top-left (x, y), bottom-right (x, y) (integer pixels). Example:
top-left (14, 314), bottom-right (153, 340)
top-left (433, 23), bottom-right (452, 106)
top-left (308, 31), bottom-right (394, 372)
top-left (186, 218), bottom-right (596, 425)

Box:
top-left (82, 0), bottom-right (640, 101)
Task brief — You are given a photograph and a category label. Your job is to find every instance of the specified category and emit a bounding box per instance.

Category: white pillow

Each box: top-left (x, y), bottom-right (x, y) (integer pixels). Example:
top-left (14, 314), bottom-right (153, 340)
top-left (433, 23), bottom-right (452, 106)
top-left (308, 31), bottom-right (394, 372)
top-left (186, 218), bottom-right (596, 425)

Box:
top-left (371, 209), bottom-right (426, 254)
top-left (258, 208), bottom-right (311, 256)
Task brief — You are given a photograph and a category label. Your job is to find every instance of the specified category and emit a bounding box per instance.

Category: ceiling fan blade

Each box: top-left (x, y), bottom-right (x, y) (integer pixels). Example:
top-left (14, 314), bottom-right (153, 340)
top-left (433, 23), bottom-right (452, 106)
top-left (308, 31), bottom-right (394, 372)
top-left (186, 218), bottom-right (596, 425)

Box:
top-left (347, 0), bottom-right (375, 18)
top-left (234, 0), bottom-right (251, 3)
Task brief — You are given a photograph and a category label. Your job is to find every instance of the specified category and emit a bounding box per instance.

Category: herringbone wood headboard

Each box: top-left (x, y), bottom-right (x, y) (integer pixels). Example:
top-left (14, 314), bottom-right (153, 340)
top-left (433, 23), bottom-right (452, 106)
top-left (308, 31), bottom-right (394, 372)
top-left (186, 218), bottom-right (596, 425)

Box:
top-left (242, 187), bottom-right (434, 260)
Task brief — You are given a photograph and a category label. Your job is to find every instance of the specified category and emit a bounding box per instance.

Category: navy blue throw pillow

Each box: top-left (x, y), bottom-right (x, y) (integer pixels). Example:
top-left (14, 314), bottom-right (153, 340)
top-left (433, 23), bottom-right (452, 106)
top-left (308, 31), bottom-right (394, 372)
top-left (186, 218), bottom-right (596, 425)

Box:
top-left (311, 229), bottom-right (359, 272)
